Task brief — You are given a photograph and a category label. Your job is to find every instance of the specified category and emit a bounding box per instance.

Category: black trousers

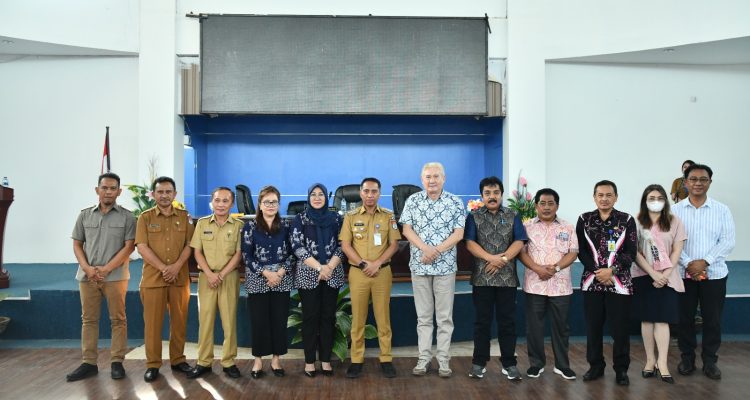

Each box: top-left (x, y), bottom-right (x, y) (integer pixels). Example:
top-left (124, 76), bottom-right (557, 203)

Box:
top-left (472, 286), bottom-right (517, 368)
top-left (299, 284), bottom-right (340, 363)
top-left (525, 293), bottom-right (571, 370)
top-left (678, 277), bottom-right (727, 365)
top-left (247, 291), bottom-right (291, 357)
top-left (583, 291), bottom-right (631, 372)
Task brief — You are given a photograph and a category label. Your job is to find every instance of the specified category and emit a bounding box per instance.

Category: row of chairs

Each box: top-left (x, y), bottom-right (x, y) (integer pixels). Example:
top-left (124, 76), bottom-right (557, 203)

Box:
top-left (235, 184), bottom-right (421, 218)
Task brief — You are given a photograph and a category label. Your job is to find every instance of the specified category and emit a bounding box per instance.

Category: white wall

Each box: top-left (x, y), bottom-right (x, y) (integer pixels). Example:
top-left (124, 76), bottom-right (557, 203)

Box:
top-left (0, 56), bottom-right (139, 263)
top-left (506, 0), bottom-right (750, 260)
top-left (546, 62), bottom-right (750, 259)
top-left (0, 0), bottom-right (139, 52)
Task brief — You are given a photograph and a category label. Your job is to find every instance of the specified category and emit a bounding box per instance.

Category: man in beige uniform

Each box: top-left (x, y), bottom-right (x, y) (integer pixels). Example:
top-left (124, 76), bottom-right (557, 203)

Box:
top-left (187, 187), bottom-right (243, 379)
top-left (341, 177), bottom-right (401, 379)
top-left (135, 176), bottom-right (195, 382)
top-left (67, 172), bottom-right (135, 382)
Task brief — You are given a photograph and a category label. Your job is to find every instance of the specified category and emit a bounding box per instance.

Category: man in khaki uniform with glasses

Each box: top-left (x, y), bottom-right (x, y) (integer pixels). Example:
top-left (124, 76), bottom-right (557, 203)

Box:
top-left (187, 187), bottom-right (243, 379)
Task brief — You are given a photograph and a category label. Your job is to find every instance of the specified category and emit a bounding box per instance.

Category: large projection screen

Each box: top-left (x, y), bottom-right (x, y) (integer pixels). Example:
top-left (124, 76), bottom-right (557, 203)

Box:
top-left (200, 15), bottom-right (488, 115)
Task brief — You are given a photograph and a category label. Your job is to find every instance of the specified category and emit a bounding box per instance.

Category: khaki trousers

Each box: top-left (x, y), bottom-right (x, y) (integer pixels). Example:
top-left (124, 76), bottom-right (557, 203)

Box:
top-left (349, 266), bottom-right (393, 363)
top-left (412, 273), bottom-right (456, 363)
top-left (79, 280), bottom-right (128, 365)
top-left (196, 270), bottom-right (239, 368)
top-left (140, 284), bottom-right (190, 368)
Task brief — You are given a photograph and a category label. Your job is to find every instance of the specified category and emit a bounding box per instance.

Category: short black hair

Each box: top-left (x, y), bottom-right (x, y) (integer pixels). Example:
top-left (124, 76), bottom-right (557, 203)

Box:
top-left (360, 177), bottom-right (381, 189)
top-left (682, 159), bottom-right (696, 167)
top-left (684, 163), bottom-right (713, 179)
top-left (593, 180), bottom-right (618, 195)
top-left (479, 176), bottom-right (504, 194)
top-left (535, 188), bottom-right (560, 204)
top-left (151, 176), bottom-right (176, 192)
top-left (98, 172), bottom-right (121, 187)
top-left (211, 186), bottom-right (234, 202)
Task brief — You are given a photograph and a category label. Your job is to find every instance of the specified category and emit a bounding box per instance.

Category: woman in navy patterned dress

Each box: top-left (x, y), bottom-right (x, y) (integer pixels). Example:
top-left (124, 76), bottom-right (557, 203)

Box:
top-left (291, 183), bottom-right (344, 377)
top-left (241, 186), bottom-right (293, 379)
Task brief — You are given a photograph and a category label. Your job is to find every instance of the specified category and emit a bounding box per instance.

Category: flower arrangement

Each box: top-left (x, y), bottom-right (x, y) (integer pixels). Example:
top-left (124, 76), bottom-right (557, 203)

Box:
top-left (124, 156), bottom-right (184, 217)
top-left (467, 199), bottom-right (484, 212)
top-left (506, 171), bottom-right (537, 221)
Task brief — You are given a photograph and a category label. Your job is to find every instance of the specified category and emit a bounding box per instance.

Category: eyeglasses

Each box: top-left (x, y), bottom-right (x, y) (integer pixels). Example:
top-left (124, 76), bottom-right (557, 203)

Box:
top-left (687, 177), bottom-right (710, 184)
top-left (261, 200), bottom-right (279, 207)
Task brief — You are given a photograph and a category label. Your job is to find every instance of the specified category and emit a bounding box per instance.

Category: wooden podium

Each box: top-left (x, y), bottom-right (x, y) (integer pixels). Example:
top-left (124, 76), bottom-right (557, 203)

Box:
top-left (0, 186), bottom-right (13, 288)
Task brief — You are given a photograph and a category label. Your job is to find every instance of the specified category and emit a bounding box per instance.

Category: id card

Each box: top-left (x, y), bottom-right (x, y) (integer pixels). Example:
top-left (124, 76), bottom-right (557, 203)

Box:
top-left (607, 240), bottom-right (616, 252)
top-left (374, 233), bottom-right (382, 246)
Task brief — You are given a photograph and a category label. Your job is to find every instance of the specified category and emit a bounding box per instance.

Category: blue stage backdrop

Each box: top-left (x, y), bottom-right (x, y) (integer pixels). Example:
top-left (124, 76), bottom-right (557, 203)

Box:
top-left (182, 114), bottom-right (503, 217)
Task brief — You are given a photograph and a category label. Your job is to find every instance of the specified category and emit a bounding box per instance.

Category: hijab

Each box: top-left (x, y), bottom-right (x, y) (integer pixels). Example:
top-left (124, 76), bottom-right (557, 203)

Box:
top-left (305, 183), bottom-right (338, 263)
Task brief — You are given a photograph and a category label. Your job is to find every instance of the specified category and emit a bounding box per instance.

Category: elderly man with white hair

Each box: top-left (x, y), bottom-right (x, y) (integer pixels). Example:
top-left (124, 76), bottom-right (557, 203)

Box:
top-left (400, 162), bottom-right (466, 378)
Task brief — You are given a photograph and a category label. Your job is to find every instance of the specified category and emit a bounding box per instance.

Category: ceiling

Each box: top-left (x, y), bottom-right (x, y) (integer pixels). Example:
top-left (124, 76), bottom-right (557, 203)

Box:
top-left (549, 36), bottom-right (750, 65)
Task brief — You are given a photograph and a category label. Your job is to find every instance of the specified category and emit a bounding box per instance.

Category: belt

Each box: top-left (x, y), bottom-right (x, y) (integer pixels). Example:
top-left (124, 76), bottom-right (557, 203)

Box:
top-left (350, 262), bottom-right (391, 269)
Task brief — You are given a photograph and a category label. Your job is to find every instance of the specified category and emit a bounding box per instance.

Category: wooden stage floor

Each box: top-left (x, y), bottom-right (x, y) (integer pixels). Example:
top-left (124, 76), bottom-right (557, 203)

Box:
top-left (1, 341), bottom-right (749, 400)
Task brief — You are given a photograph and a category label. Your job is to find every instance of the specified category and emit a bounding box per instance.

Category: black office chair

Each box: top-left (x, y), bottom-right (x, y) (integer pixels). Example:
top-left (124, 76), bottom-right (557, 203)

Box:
top-left (235, 184), bottom-right (256, 215)
top-left (332, 184), bottom-right (362, 212)
top-left (286, 200), bottom-right (307, 216)
top-left (391, 184), bottom-right (422, 219)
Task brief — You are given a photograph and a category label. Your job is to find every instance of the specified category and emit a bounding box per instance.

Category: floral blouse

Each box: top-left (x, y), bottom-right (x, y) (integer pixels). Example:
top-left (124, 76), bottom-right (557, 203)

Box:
top-left (241, 218), bottom-right (294, 294)
top-left (290, 210), bottom-right (345, 290)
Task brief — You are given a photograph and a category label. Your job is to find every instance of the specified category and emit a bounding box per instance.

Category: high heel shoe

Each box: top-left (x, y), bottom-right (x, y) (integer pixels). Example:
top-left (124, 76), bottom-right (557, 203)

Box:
top-left (657, 368), bottom-right (675, 384)
top-left (642, 369), bottom-right (655, 378)
top-left (272, 367), bottom-right (285, 377)
top-left (304, 369), bottom-right (317, 378)
top-left (321, 367), bottom-right (334, 376)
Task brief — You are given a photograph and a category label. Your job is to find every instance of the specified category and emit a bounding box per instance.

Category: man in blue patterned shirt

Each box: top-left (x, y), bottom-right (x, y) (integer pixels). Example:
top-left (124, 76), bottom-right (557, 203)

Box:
top-left (400, 162), bottom-right (466, 378)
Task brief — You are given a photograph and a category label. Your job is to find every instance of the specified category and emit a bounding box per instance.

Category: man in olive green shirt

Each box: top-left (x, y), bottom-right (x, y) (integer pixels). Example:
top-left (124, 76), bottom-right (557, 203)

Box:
top-left (67, 172), bottom-right (135, 382)
top-left (187, 187), bottom-right (243, 379)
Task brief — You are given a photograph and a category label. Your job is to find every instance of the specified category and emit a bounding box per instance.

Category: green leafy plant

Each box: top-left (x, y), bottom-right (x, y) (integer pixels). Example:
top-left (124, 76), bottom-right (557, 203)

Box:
top-left (506, 170), bottom-right (537, 221)
top-left (125, 184), bottom-right (156, 217)
top-left (287, 286), bottom-right (378, 362)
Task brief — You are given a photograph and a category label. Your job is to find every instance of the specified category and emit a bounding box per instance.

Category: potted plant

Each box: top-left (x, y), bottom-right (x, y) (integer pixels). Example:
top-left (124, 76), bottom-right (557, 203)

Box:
top-left (287, 286), bottom-right (378, 362)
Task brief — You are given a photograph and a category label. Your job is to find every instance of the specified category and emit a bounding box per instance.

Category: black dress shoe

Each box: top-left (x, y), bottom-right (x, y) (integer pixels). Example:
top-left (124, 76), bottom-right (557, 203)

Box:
top-left (703, 363), bottom-right (722, 380)
top-left (678, 359), bottom-right (696, 376)
top-left (144, 368), bottom-right (160, 382)
top-left (272, 367), bottom-right (285, 377)
top-left (615, 371), bottom-right (630, 386)
top-left (641, 369), bottom-right (655, 378)
top-left (111, 362), bottom-right (126, 380)
top-left (187, 365), bottom-right (212, 379)
top-left (251, 369), bottom-right (265, 379)
top-left (583, 366), bottom-right (604, 381)
top-left (346, 363), bottom-right (363, 379)
top-left (304, 369), bottom-right (317, 378)
top-left (381, 362), bottom-right (397, 378)
top-left (66, 363), bottom-right (98, 382)
top-left (171, 362), bottom-right (193, 374)
top-left (223, 365), bottom-right (241, 379)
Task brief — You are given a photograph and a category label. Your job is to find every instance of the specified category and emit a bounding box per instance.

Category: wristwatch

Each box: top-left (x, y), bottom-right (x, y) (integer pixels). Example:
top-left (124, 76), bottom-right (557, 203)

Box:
top-left (358, 261), bottom-right (367, 269)
top-left (554, 265), bottom-right (561, 273)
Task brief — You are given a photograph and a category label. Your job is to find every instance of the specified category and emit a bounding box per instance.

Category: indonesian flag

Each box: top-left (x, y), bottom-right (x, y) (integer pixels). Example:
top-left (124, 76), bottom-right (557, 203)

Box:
top-left (101, 126), bottom-right (111, 174)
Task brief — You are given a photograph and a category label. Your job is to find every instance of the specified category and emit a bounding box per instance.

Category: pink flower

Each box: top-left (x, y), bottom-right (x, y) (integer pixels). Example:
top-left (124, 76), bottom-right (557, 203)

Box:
top-left (512, 189), bottom-right (519, 199)
top-left (147, 191), bottom-right (154, 199)
top-left (526, 192), bottom-right (532, 201)
top-left (519, 176), bottom-right (528, 187)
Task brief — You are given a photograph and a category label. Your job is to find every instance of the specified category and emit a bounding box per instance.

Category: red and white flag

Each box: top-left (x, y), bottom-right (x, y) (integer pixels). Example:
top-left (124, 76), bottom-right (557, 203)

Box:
top-left (101, 126), bottom-right (111, 174)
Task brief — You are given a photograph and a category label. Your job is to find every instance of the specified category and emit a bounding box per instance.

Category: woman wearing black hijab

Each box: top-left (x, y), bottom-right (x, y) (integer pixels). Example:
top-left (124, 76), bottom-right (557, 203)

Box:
top-left (290, 183), bottom-right (344, 377)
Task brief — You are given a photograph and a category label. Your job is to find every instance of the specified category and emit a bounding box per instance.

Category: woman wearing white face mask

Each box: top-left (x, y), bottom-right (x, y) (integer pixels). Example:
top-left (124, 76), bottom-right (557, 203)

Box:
top-left (632, 184), bottom-right (687, 384)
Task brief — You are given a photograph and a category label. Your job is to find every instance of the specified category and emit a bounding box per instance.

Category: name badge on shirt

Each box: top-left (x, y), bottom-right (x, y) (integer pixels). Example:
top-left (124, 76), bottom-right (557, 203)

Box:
top-left (374, 233), bottom-right (382, 246)
top-left (607, 240), bottom-right (616, 252)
